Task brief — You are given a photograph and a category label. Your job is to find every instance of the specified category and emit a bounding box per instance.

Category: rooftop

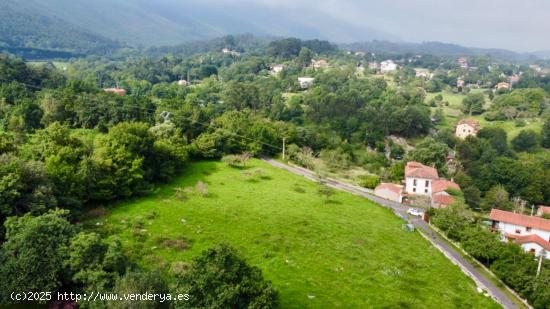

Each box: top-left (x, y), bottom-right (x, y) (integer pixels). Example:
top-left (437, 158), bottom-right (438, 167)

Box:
top-left (405, 161), bottom-right (439, 179)
top-left (490, 209), bottom-right (550, 232)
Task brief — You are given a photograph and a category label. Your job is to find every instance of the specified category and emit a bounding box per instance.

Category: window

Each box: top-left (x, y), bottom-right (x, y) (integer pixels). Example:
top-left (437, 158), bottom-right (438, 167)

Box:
top-left (425, 180), bottom-right (429, 187)
top-left (515, 229), bottom-right (521, 234)
top-left (526, 227), bottom-right (532, 232)
top-left (413, 188), bottom-right (416, 193)
top-left (530, 249), bottom-right (536, 254)
top-left (424, 188), bottom-right (428, 193)
top-left (413, 179), bottom-right (417, 186)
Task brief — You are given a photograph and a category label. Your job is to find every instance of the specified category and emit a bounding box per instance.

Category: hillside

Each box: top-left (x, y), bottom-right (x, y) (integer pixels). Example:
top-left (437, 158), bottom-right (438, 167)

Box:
top-left (0, 0), bottom-right (120, 55)
top-left (85, 160), bottom-right (499, 308)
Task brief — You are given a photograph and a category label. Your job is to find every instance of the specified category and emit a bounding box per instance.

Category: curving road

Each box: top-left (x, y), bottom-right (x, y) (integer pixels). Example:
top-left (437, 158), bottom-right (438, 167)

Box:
top-left (262, 158), bottom-right (521, 309)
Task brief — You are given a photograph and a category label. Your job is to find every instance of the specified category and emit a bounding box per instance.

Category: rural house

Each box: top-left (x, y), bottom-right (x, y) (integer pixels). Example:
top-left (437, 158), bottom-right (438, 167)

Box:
top-left (490, 209), bottom-right (550, 259)
top-left (403, 161), bottom-right (460, 208)
top-left (270, 64), bottom-right (285, 74)
top-left (455, 119), bottom-right (479, 139)
top-left (298, 77), bottom-right (315, 89)
top-left (380, 60), bottom-right (397, 73)
top-left (496, 82), bottom-right (510, 90)
top-left (312, 59), bottom-right (330, 69)
top-left (374, 183), bottom-right (404, 203)
top-left (103, 88), bottom-right (126, 96)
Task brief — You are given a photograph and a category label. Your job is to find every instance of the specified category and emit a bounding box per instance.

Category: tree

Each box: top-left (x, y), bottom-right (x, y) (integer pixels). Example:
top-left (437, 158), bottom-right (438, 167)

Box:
top-left (406, 137), bottom-right (449, 173)
top-left (542, 118), bottom-right (550, 149)
top-left (512, 130), bottom-right (540, 153)
top-left (317, 185), bottom-right (336, 202)
top-left (461, 226), bottom-right (502, 265)
top-left (110, 270), bottom-right (169, 309)
top-left (296, 47), bottom-right (313, 69)
top-left (462, 93), bottom-right (484, 115)
top-left (173, 243), bottom-right (278, 309)
top-left (481, 185), bottom-right (512, 211)
top-left (463, 186), bottom-right (482, 210)
top-left (0, 210), bottom-right (76, 303)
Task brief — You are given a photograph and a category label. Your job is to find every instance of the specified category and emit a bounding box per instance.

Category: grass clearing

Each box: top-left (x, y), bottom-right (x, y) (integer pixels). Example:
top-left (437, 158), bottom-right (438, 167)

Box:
top-left (84, 159), bottom-right (498, 308)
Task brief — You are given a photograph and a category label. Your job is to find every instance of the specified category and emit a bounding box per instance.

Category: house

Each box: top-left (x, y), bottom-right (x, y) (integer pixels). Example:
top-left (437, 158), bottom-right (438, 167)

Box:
top-left (374, 183), bottom-right (404, 203)
top-left (455, 119), bottom-right (480, 139)
top-left (222, 48), bottom-right (241, 57)
top-left (509, 74), bottom-right (520, 85)
top-left (457, 79), bottom-right (465, 88)
top-left (103, 88), bottom-right (126, 96)
top-left (404, 161), bottom-right (439, 196)
top-left (298, 77), bottom-right (315, 89)
top-left (458, 57), bottom-right (468, 69)
top-left (490, 209), bottom-right (550, 258)
top-left (537, 206), bottom-right (550, 217)
top-left (431, 179), bottom-right (460, 208)
top-left (177, 80), bottom-right (188, 87)
top-left (312, 59), bottom-right (330, 69)
top-left (368, 62), bottom-right (380, 70)
top-left (380, 60), bottom-right (397, 73)
top-left (270, 64), bottom-right (285, 75)
top-left (415, 68), bottom-right (432, 79)
top-left (496, 82), bottom-right (510, 90)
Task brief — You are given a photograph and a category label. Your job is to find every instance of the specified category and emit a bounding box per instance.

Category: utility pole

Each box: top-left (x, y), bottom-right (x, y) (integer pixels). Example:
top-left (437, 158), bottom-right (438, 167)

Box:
top-left (282, 137), bottom-right (286, 160)
top-left (537, 249), bottom-right (546, 277)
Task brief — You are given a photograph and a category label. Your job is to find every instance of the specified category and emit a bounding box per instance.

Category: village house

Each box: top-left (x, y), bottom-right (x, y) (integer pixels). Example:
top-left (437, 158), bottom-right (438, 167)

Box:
top-left (380, 60), bottom-right (397, 73)
top-left (490, 209), bottom-right (550, 259)
top-left (222, 48), bottom-right (241, 57)
top-left (368, 62), bottom-right (380, 70)
top-left (415, 68), bottom-right (432, 79)
top-left (496, 82), bottom-right (510, 90)
top-left (457, 79), bottom-right (465, 88)
top-left (374, 183), bottom-right (404, 203)
top-left (455, 119), bottom-right (480, 139)
top-left (458, 57), bottom-right (468, 69)
top-left (298, 77), bottom-right (315, 89)
top-left (403, 161), bottom-right (459, 208)
top-left (405, 161), bottom-right (438, 196)
top-left (177, 80), bottom-right (188, 87)
top-left (103, 88), bottom-right (126, 96)
top-left (270, 64), bottom-right (285, 75)
top-left (312, 59), bottom-right (330, 69)
top-left (431, 179), bottom-right (460, 208)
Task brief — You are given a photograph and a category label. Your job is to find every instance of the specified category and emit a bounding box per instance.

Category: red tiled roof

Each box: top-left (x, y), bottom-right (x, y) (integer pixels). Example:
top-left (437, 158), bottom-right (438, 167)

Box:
top-left (490, 209), bottom-right (550, 232)
top-left (432, 179), bottom-right (460, 193)
top-left (457, 119), bottom-right (480, 130)
top-left (538, 206), bottom-right (550, 215)
top-left (375, 183), bottom-right (403, 195)
top-left (504, 233), bottom-right (550, 251)
top-left (405, 161), bottom-right (439, 179)
top-left (432, 194), bottom-right (455, 206)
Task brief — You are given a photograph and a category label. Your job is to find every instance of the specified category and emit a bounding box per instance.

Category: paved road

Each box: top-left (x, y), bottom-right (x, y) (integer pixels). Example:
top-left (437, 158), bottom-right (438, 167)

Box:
top-left (263, 158), bottom-right (520, 309)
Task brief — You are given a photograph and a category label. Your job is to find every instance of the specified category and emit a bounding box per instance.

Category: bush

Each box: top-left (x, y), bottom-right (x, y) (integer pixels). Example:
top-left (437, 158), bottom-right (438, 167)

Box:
top-left (173, 243), bottom-right (278, 309)
top-left (358, 175), bottom-right (381, 189)
top-left (512, 130), bottom-right (540, 153)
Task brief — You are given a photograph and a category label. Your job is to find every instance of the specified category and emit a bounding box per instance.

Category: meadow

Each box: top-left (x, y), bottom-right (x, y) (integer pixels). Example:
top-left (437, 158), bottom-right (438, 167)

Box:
top-left (426, 90), bottom-right (543, 140)
top-left (85, 159), bottom-right (498, 308)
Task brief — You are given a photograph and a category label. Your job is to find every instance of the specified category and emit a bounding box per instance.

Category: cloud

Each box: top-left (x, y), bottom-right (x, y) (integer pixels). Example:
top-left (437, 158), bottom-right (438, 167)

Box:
top-left (187, 0), bottom-right (550, 51)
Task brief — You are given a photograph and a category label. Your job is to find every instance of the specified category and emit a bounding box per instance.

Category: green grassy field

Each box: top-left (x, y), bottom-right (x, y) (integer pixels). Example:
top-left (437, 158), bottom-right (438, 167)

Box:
top-left (84, 159), bottom-right (498, 308)
top-left (426, 91), bottom-right (543, 140)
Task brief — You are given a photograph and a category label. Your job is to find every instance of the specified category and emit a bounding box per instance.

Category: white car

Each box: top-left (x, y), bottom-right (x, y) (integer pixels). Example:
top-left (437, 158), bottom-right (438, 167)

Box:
top-left (407, 208), bottom-right (423, 217)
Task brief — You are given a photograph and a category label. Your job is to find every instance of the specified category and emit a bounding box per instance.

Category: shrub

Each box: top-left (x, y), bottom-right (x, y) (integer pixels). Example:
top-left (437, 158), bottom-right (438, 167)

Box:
top-left (358, 175), bottom-right (381, 189)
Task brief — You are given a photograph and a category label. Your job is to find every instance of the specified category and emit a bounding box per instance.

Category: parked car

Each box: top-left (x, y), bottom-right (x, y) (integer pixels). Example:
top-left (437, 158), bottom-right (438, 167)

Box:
top-left (407, 208), bottom-right (423, 217)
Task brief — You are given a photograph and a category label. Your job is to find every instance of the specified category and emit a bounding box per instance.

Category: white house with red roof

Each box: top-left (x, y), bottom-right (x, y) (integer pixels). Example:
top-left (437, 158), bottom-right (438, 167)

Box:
top-left (490, 209), bottom-right (550, 259)
top-left (404, 161), bottom-right (460, 208)
top-left (374, 183), bottom-right (404, 203)
top-left (404, 161), bottom-right (439, 196)
top-left (455, 119), bottom-right (480, 139)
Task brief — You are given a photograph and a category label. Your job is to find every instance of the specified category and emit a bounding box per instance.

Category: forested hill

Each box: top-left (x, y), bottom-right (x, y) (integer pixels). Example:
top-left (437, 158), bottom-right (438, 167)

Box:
top-left (0, 1), bottom-right (120, 56)
top-left (342, 41), bottom-right (538, 62)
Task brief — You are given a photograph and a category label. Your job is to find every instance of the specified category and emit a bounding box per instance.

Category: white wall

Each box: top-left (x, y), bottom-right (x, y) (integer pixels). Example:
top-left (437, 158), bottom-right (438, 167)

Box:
top-left (455, 124), bottom-right (476, 139)
top-left (520, 243), bottom-right (550, 259)
top-left (405, 177), bottom-right (432, 196)
top-left (496, 222), bottom-right (550, 242)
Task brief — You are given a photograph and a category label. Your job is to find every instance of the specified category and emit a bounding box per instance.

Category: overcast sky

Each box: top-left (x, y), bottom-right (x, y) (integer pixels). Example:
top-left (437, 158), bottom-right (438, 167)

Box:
top-left (199, 0), bottom-right (549, 52)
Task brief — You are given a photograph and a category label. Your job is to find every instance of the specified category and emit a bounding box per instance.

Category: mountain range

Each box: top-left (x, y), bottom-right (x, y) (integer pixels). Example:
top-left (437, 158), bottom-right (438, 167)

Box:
top-left (0, 0), bottom-right (543, 62)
